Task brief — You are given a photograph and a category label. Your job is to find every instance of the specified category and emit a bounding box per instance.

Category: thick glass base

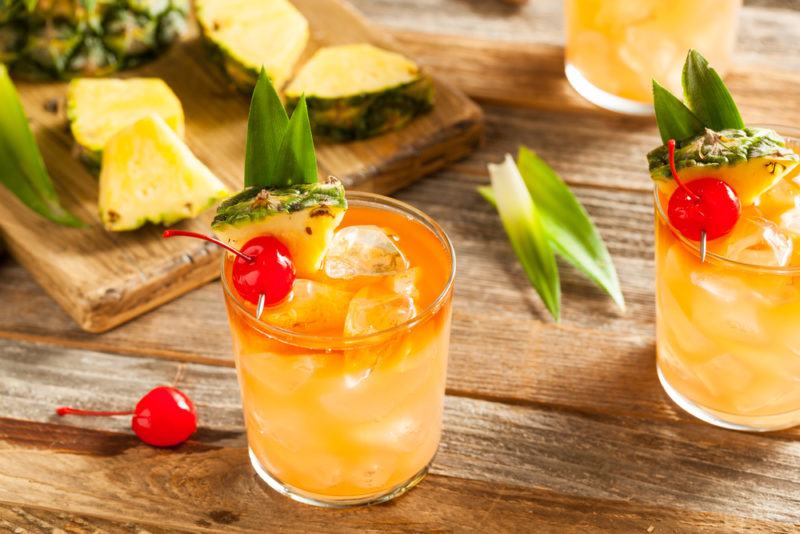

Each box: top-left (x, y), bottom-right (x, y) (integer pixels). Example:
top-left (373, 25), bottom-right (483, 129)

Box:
top-left (657, 364), bottom-right (800, 432)
top-left (565, 63), bottom-right (654, 116)
top-left (249, 448), bottom-right (430, 508)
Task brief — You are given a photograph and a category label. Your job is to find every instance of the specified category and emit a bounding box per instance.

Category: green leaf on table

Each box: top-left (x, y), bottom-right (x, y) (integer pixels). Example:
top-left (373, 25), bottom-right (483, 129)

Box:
top-left (272, 95), bottom-right (318, 185)
top-left (682, 49), bottom-right (744, 131)
top-left (488, 154), bottom-right (560, 321)
top-left (244, 68), bottom-right (290, 187)
top-left (516, 146), bottom-right (624, 311)
top-left (0, 64), bottom-right (84, 227)
top-left (652, 79), bottom-right (704, 144)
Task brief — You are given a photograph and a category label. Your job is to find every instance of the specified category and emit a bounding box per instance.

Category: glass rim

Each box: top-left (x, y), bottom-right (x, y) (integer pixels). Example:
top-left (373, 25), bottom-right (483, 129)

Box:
top-left (220, 191), bottom-right (456, 349)
top-left (653, 124), bottom-right (800, 274)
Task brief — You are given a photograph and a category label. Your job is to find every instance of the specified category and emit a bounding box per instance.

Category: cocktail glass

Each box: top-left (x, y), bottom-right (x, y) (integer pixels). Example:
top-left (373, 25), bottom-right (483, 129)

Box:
top-left (564, 0), bottom-right (741, 115)
top-left (655, 132), bottom-right (800, 431)
top-left (222, 192), bottom-right (455, 506)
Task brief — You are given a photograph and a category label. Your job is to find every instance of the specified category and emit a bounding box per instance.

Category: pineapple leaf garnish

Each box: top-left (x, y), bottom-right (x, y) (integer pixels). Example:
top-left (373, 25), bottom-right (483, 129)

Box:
top-left (485, 154), bottom-right (560, 321)
top-left (0, 65), bottom-right (84, 227)
top-left (273, 95), bottom-right (317, 185)
top-left (681, 49), bottom-right (744, 132)
top-left (480, 147), bottom-right (624, 320)
top-left (653, 80), bottom-right (704, 144)
top-left (244, 67), bottom-right (317, 188)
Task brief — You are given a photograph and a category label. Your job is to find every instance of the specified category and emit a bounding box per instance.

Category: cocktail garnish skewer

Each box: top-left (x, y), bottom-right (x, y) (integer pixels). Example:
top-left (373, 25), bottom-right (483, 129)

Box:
top-left (700, 230), bottom-right (707, 263)
top-left (256, 293), bottom-right (266, 320)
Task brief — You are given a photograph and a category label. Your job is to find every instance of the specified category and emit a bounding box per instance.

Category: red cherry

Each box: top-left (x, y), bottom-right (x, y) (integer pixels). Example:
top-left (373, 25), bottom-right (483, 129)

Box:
top-left (232, 236), bottom-right (295, 306)
top-left (131, 386), bottom-right (198, 447)
top-left (55, 386), bottom-right (197, 448)
top-left (665, 139), bottom-right (741, 241)
top-left (162, 230), bottom-right (295, 308)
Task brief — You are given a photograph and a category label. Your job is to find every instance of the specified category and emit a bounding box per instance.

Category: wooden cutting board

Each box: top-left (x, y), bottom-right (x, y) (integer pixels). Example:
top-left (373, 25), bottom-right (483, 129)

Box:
top-left (0, 0), bottom-right (483, 334)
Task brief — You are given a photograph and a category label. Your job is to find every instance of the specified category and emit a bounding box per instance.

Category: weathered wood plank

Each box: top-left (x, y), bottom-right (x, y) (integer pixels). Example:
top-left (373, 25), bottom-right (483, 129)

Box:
top-left (1, 418), bottom-right (797, 533)
top-left (3, 340), bottom-right (800, 524)
top-left (0, 503), bottom-right (186, 534)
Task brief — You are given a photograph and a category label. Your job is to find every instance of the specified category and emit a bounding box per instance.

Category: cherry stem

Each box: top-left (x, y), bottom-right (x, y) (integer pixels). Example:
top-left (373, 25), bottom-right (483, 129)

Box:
top-left (56, 407), bottom-right (135, 417)
top-left (162, 230), bottom-right (254, 263)
top-left (667, 139), bottom-right (701, 202)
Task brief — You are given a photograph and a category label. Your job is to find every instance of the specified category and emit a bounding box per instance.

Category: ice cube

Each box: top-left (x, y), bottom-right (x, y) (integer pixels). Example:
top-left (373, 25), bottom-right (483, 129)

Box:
top-left (348, 454), bottom-right (397, 490)
top-left (618, 24), bottom-right (682, 95)
top-left (262, 279), bottom-right (352, 333)
top-left (344, 285), bottom-right (416, 337)
top-left (595, 2), bottom-right (656, 27)
top-left (241, 353), bottom-right (320, 396)
top-left (354, 415), bottom-right (429, 453)
top-left (388, 267), bottom-right (421, 300)
top-left (693, 354), bottom-right (753, 398)
top-left (324, 225), bottom-right (409, 279)
top-left (721, 215), bottom-right (792, 267)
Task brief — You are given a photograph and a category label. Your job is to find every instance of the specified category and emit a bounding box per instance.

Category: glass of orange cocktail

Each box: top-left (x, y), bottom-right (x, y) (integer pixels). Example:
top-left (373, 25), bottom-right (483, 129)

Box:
top-left (564, 0), bottom-right (741, 114)
top-left (221, 192), bottom-right (454, 506)
top-left (655, 130), bottom-right (800, 431)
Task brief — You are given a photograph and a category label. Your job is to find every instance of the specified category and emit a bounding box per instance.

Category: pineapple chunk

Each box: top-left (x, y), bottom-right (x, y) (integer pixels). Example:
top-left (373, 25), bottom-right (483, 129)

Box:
top-left (99, 114), bottom-right (229, 231)
top-left (285, 43), bottom-right (434, 141)
top-left (648, 128), bottom-right (800, 205)
top-left (67, 77), bottom-right (184, 167)
top-left (212, 178), bottom-right (347, 278)
top-left (195, 0), bottom-right (308, 91)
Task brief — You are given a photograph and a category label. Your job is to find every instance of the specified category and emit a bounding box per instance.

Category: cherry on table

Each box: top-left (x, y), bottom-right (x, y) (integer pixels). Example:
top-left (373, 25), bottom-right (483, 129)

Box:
top-left (56, 386), bottom-right (197, 448)
top-left (665, 139), bottom-right (741, 242)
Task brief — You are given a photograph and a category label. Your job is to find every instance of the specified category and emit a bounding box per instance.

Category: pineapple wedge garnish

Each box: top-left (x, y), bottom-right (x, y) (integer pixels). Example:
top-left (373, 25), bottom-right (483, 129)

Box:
top-left (285, 43), bottom-right (434, 141)
top-left (648, 127), bottom-right (800, 205)
top-left (99, 114), bottom-right (229, 231)
top-left (195, 0), bottom-right (309, 91)
top-left (67, 77), bottom-right (185, 167)
top-left (212, 178), bottom-right (347, 278)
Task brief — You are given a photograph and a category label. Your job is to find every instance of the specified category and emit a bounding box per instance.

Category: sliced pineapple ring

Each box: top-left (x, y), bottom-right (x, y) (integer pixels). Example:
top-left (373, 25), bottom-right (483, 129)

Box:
top-left (212, 179), bottom-right (347, 278)
top-left (648, 128), bottom-right (800, 205)
top-left (99, 114), bottom-right (229, 231)
top-left (285, 43), bottom-right (434, 141)
top-left (67, 77), bottom-right (184, 166)
top-left (195, 0), bottom-right (309, 91)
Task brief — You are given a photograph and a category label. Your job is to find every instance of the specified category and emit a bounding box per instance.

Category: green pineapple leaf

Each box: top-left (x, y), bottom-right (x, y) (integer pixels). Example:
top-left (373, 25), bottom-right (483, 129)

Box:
top-left (487, 154), bottom-right (560, 321)
top-left (244, 67), bottom-right (317, 187)
top-left (24, 0), bottom-right (38, 11)
top-left (0, 65), bottom-right (84, 227)
top-left (682, 49), bottom-right (744, 131)
top-left (272, 95), bottom-right (318, 185)
top-left (652, 79), bottom-right (704, 143)
top-left (480, 147), bottom-right (624, 313)
top-left (244, 67), bottom-right (289, 187)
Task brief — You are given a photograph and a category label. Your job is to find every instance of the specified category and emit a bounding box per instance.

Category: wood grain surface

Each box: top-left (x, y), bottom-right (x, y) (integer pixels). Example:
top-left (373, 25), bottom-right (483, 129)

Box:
top-left (2, 0), bottom-right (800, 532)
top-left (0, 0), bottom-right (482, 335)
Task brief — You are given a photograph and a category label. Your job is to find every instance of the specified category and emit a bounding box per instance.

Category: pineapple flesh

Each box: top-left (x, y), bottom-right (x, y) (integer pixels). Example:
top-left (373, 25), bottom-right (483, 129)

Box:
top-left (195, 0), bottom-right (308, 92)
top-left (0, 0), bottom-right (188, 79)
top-left (285, 43), bottom-right (434, 141)
top-left (212, 178), bottom-right (347, 278)
top-left (67, 77), bottom-right (184, 167)
top-left (99, 113), bottom-right (229, 231)
top-left (648, 127), bottom-right (800, 205)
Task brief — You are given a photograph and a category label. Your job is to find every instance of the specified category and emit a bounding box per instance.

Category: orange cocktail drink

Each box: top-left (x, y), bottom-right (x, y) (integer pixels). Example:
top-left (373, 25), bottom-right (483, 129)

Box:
top-left (222, 192), bottom-right (454, 506)
top-left (565, 0), bottom-right (741, 114)
top-left (656, 136), bottom-right (800, 430)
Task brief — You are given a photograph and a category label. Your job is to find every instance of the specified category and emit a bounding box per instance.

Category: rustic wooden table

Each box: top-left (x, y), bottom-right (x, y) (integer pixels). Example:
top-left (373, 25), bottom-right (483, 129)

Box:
top-left (2, 1), bottom-right (800, 532)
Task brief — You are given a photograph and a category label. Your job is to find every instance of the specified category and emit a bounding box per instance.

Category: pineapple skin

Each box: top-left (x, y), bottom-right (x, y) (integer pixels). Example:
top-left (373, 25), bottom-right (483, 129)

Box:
top-left (0, 0), bottom-right (188, 80)
top-left (648, 127), bottom-right (800, 205)
top-left (212, 179), bottom-right (347, 277)
top-left (285, 73), bottom-right (435, 142)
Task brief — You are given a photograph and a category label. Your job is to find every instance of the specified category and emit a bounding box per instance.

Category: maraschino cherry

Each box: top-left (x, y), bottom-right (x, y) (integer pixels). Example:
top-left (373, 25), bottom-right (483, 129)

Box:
top-left (162, 230), bottom-right (295, 309)
top-left (56, 386), bottom-right (197, 447)
top-left (666, 138), bottom-right (741, 242)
